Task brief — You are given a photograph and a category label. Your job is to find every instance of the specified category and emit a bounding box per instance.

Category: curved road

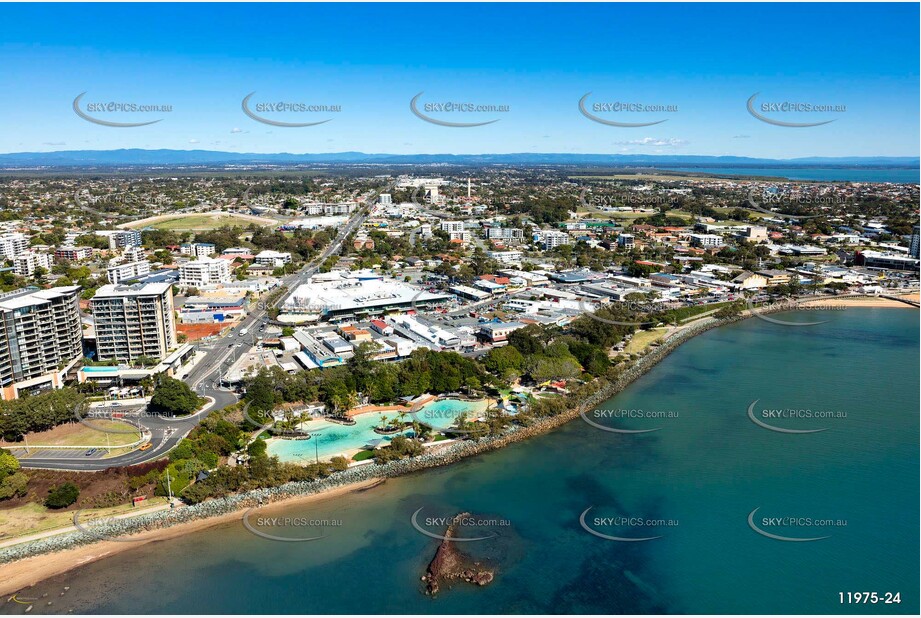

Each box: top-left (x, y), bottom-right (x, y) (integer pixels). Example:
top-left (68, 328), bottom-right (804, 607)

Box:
top-left (18, 190), bottom-right (380, 471)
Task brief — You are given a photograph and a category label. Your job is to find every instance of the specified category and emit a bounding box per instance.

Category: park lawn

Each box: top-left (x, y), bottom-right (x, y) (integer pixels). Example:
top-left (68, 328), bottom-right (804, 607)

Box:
top-left (351, 450), bottom-right (374, 462)
top-left (125, 212), bottom-right (277, 231)
top-left (578, 208), bottom-right (695, 222)
top-left (0, 497), bottom-right (168, 543)
top-left (0, 420), bottom-right (142, 448)
top-left (623, 328), bottom-right (668, 355)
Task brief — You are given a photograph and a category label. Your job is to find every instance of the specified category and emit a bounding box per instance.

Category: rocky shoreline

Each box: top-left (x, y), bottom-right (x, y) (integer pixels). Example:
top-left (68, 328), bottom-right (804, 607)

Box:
top-left (0, 310), bottom-right (766, 567)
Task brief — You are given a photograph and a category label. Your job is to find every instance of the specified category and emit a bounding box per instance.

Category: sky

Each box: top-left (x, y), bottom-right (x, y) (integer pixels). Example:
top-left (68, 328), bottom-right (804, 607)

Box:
top-left (0, 3), bottom-right (918, 158)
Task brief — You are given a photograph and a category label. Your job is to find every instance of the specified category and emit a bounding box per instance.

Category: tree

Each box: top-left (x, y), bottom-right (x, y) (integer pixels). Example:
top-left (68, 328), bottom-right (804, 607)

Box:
top-left (150, 376), bottom-right (201, 416)
top-left (0, 447), bottom-right (19, 479)
top-left (45, 482), bottom-right (80, 509)
top-left (247, 439), bottom-right (268, 459)
top-left (0, 472), bottom-right (28, 500)
top-left (246, 371), bottom-right (277, 414)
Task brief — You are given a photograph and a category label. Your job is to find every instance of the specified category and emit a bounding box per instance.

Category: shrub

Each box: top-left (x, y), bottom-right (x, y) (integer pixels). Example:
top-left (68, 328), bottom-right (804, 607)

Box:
top-left (45, 482), bottom-right (80, 509)
top-left (0, 471), bottom-right (28, 500)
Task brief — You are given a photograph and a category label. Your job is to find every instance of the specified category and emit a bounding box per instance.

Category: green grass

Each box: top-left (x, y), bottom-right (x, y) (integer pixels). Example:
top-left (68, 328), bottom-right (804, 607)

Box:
top-left (1, 420), bottom-right (141, 449)
top-left (623, 328), bottom-right (668, 355)
top-left (351, 449), bottom-right (375, 462)
top-left (0, 497), bottom-right (168, 543)
top-left (657, 301), bottom-right (733, 323)
top-left (125, 212), bottom-right (276, 231)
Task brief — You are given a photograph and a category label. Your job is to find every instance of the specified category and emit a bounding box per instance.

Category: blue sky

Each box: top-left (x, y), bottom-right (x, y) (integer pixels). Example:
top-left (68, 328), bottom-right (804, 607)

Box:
top-left (0, 3), bottom-right (917, 157)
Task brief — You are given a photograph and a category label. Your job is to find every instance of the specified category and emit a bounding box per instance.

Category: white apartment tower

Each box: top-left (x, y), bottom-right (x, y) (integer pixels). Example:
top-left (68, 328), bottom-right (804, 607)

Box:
top-left (0, 286), bottom-right (83, 400)
top-left (91, 283), bottom-right (177, 362)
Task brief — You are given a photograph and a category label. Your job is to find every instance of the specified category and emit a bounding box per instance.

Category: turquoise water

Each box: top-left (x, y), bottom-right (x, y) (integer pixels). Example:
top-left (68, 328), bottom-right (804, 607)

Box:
top-left (13, 308), bottom-right (918, 614)
top-left (266, 412), bottom-right (413, 462)
top-left (412, 399), bottom-right (488, 431)
top-left (668, 166), bottom-right (919, 183)
top-left (266, 400), bottom-right (487, 462)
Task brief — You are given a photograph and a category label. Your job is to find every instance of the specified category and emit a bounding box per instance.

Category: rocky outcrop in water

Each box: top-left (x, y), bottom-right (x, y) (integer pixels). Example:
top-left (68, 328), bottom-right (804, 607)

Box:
top-left (421, 512), bottom-right (494, 596)
top-left (1, 314), bottom-right (746, 566)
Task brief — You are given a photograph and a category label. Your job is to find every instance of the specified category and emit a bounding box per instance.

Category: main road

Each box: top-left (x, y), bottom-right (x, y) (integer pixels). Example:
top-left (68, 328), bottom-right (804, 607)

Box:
top-left (20, 185), bottom-right (383, 471)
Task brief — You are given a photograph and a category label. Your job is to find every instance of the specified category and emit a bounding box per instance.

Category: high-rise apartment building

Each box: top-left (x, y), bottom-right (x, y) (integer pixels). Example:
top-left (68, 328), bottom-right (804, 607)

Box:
top-left (91, 283), bottom-right (177, 362)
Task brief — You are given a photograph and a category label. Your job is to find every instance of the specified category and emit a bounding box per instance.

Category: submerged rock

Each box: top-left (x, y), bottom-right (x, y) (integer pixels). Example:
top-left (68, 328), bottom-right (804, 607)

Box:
top-left (421, 512), bottom-right (495, 596)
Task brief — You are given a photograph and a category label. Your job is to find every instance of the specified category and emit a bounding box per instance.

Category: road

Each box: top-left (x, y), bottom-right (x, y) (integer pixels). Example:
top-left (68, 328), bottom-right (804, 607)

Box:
top-left (18, 186), bottom-right (382, 471)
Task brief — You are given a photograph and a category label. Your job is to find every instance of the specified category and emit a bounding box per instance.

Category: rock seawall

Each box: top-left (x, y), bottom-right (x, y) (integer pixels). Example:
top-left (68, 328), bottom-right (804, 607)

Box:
top-left (1, 313), bottom-right (750, 566)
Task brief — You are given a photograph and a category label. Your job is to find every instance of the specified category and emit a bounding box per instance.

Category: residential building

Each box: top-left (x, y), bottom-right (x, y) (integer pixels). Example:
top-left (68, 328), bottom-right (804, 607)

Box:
top-left (0, 286), bottom-right (83, 400)
top-left (0, 233), bottom-right (29, 260)
top-left (440, 221), bottom-right (465, 234)
top-left (13, 251), bottom-right (53, 278)
top-left (617, 234), bottom-right (635, 249)
top-left (180, 242), bottom-right (216, 258)
top-left (253, 250), bottom-right (292, 267)
top-left (486, 227), bottom-right (524, 241)
top-left (542, 230), bottom-right (571, 249)
top-left (101, 229), bottom-right (142, 250)
top-left (910, 225), bottom-right (920, 259)
top-left (91, 282), bottom-right (177, 362)
top-left (688, 234), bottom-right (724, 248)
top-left (54, 246), bottom-right (93, 262)
top-left (179, 257), bottom-right (232, 287)
top-left (107, 260), bottom-right (151, 284)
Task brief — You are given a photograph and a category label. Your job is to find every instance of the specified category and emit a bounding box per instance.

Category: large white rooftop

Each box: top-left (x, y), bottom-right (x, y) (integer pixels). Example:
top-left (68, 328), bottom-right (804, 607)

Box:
top-left (283, 272), bottom-right (449, 314)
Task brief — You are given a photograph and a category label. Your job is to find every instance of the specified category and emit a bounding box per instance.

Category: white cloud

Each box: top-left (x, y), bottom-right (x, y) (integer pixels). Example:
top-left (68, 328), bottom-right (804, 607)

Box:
top-left (612, 137), bottom-right (687, 147)
top-left (230, 127), bottom-right (243, 134)
top-left (188, 139), bottom-right (200, 144)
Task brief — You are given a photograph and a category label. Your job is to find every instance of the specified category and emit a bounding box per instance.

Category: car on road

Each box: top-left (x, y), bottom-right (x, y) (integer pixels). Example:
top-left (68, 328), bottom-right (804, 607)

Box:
top-left (84, 448), bottom-right (97, 456)
top-left (138, 443), bottom-right (153, 451)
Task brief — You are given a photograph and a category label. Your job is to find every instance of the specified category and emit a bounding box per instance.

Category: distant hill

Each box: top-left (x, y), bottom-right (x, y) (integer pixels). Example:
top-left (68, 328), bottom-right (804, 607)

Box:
top-left (0, 149), bottom-right (917, 168)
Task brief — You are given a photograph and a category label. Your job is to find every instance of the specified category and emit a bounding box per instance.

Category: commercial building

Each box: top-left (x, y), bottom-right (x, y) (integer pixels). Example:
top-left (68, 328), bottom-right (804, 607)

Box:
top-left (282, 273), bottom-right (451, 322)
top-left (854, 251), bottom-right (920, 271)
top-left (910, 225), bottom-right (920, 259)
top-left (0, 286), bottom-right (83, 400)
top-left (107, 260), bottom-right (151, 284)
top-left (91, 282), bottom-right (177, 362)
top-left (732, 271), bottom-right (768, 289)
top-left (179, 257), bottom-right (232, 287)
top-left (479, 321), bottom-right (527, 344)
top-left (179, 294), bottom-right (248, 323)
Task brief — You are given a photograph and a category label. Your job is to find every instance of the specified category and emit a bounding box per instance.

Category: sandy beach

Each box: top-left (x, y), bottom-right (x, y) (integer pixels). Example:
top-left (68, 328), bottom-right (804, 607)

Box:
top-left (0, 477), bottom-right (383, 598)
top-left (799, 295), bottom-right (918, 308)
top-left (2, 298), bottom-right (915, 600)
